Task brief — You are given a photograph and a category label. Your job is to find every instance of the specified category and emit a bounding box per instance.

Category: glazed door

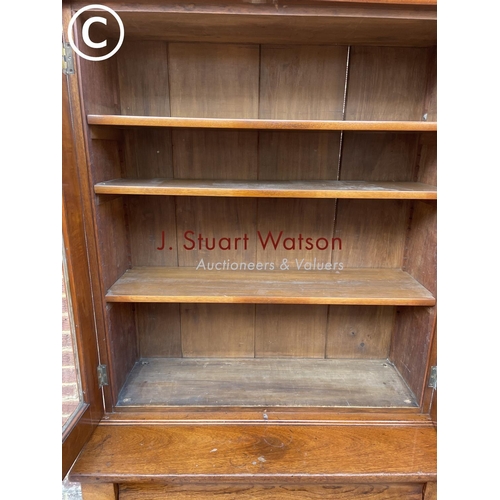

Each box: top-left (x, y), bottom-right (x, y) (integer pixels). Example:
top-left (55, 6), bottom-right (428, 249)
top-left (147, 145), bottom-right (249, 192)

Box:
top-left (62, 4), bottom-right (104, 474)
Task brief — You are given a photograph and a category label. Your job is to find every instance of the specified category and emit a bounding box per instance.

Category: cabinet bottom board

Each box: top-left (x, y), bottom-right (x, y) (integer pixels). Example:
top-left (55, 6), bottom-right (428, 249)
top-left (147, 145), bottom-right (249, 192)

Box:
top-left (116, 358), bottom-right (417, 408)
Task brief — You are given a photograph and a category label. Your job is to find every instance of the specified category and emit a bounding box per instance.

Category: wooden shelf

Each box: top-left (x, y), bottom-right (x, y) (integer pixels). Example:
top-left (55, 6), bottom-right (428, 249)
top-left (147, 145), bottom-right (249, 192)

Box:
top-left (116, 358), bottom-right (417, 408)
top-left (106, 267), bottom-right (435, 306)
top-left (88, 115), bottom-right (437, 132)
top-left (95, 179), bottom-right (437, 200)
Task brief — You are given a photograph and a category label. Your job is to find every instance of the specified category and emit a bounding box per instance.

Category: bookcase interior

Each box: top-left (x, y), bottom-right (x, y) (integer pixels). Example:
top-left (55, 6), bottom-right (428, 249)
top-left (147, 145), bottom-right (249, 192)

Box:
top-left (78, 27), bottom-right (436, 412)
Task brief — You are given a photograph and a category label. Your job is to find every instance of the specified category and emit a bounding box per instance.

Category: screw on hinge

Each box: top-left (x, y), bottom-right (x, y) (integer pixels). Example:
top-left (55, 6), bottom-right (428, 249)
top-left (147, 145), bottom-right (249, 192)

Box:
top-left (422, 113), bottom-right (428, 121)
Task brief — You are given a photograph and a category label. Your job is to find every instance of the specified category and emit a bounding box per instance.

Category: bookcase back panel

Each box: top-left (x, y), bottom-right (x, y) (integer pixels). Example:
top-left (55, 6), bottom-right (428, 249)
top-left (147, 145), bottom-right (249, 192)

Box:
top-left (340, 132), bottom-right (420, 182)
top-left (180, 304), bottom-right (256, 358)
top-left (327, 306), bottom-right (394, 359)
top-left (259, 45), bottom-right (347, 120)
top-left (173, 130), bottom-right (259, 179)
top-left (121, 197), bottom-right (409, 270)
top-left (82, 41), bottom-right (435, 121)
top-left (169, 43), bottom-right (260, 119)
top-left (333, 199), bottom-right (410, 268)
top-left (117, 41), bottom-right (171, 116)
top-left (127, 196), bottom-right (179, 267)
top-left (255, 304), bottom-right (328, 358)
top-left (136, 303), bottom-right (181, 358)
top-left (123, 129), bottom-right (174, 178)
top-left (119, 129), bottom-right (428, 184)
top-left (259, 131), bottom-right (341, 180)
top-left (255, 198), bottom-right (337, 266)
top-left (134, 303), bottom-right (395, 361)
top-left (345, 46), bottom-right (433, 121)
top-left (175, 197), bottom-right (258, 266)
top-left (123, 129), bottom-right (342, 181)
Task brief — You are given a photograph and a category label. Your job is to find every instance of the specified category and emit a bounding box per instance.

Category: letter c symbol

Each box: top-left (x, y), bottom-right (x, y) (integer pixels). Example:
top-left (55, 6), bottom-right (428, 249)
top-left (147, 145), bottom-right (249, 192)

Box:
top-left (82, 16), bottom-right (107, 49)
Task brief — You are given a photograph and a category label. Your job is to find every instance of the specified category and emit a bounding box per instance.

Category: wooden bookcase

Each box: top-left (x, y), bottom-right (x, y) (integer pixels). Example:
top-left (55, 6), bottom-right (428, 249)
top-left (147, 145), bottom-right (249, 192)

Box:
top-left (63, 1), bottom-right (437, 498)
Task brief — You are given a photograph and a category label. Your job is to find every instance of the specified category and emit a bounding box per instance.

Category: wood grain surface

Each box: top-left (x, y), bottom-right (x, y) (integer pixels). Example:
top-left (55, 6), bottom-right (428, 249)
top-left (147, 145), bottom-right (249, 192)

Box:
top-left (70, 423), bottom-right (437, 483)
top-left (172, 129), bottom-right (258, 180)
top-left (326, 306), bottom-right (394, 359)
top-left (255, 305), bottom-right (328, 358)
top-left (135, 303), bottom-right (182, 358)
top-left (339, 132), bottom-right (420, 182)
top-left (258, 131), bottom-right (340, 180)
top-left (88, 115), bottom-right (437, 131)
top-left (81, 483), bottom-right (118, 500)
top-left (119, 483), bottom-right (424, 500)
top-left (75, 7), bottom-right (436, 47)
top-left (95, 179), bottom-right (437, 199)
top-left (115, 358), bottom-right (417, 408)
top-left (123, 128), bottom-right (174, 179)
top-left (117, 41), bottom-right (170, 116)
top-left (127, 196), bottom-right (178, 267)
top-left (105, 267), bottom-right (436, 305)
top-left (345, 47), bottom-right (431, 121)
top-left (255, 198), bottom-right (336, 268)
top-left (68, 2), bottom-right (438, 492)
top-left (62, 23), bottom-right (105, 474)
top-left (259, 45), bottom-right (347, 120)
top-left (333, 200), bottom-right (410, 270)
top-left (168, 43), bottom-right (259, 119)
top-left (423, 481), bottom-right (437, 499)
top-left (98, 409), bottom-right (433, 424)
top-left (180, 304), bottom-right (255, 358)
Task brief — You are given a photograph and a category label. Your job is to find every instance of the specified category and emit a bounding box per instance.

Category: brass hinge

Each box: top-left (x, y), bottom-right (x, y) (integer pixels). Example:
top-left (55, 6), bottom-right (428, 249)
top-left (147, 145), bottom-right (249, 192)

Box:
top-left (97, 364), bottom-right (109, 388)
top-left (428, 366), bottom-right (437, 390)
top-left (62, 42), bottom-right (75, 75)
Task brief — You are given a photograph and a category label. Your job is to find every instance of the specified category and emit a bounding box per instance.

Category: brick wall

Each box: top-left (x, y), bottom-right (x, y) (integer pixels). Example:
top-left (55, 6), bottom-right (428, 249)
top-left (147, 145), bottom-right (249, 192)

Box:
top-left (62, 273), bottom-right (80, 426)
top-left (62, 271), bottom-right (83, 498)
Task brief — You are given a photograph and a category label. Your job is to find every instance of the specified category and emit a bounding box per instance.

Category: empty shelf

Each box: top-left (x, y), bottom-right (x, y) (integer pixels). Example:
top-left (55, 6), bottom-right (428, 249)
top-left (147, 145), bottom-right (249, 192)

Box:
top-left (106, 267), bottom-right (435, 306)
top-left (88, 115), bottom-right (437, 131)
top-left (95, 179), bottom-right (437, 200)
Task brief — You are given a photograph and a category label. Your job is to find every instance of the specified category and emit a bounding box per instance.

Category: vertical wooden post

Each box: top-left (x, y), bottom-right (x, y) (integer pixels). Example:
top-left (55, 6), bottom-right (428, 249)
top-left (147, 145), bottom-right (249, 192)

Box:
top-left (423, 481), bottom-right (437, 499)
top-left (81, 483), bottom-right (118, 500)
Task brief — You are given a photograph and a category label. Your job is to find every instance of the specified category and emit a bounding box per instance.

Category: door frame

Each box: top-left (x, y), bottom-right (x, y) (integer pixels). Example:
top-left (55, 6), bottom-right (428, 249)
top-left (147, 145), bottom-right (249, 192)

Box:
top-left (62, 3), bottom-right (105, 476)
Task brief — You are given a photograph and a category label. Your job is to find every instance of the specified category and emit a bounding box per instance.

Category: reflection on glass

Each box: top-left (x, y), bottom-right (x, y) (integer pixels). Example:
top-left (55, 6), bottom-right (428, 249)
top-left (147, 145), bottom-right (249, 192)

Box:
top-left (62, 249), bottom-right (83, 431)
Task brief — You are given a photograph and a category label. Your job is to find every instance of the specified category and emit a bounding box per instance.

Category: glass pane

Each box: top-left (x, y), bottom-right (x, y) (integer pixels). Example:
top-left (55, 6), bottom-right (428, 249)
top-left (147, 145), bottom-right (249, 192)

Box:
top-left (62, 250), bottom-right (83, 432)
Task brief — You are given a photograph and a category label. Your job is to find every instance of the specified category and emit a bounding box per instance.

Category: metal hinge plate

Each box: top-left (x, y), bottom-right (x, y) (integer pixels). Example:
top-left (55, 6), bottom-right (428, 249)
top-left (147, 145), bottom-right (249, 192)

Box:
top-left (62, 42), bottom-right (75, 75)
top-left (97, 364), bottom-right (109, 388)
top-left (428, 366), bottom-right (437, 389)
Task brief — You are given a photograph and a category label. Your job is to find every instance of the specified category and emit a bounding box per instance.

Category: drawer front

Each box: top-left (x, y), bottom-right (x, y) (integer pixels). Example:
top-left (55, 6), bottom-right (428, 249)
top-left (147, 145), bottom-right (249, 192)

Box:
top-left (119, 483), bottom-right (424, 500)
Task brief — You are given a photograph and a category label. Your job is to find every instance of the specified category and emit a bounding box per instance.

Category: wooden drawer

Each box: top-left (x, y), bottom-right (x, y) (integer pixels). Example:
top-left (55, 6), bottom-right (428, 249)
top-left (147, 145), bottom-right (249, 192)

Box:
top-left (119, 483), bottom-right (424, 500)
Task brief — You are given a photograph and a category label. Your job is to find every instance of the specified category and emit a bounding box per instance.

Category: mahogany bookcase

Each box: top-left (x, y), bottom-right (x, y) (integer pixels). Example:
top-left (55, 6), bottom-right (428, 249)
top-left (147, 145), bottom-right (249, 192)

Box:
top-left (62, 1), bottom-right (437, 498)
